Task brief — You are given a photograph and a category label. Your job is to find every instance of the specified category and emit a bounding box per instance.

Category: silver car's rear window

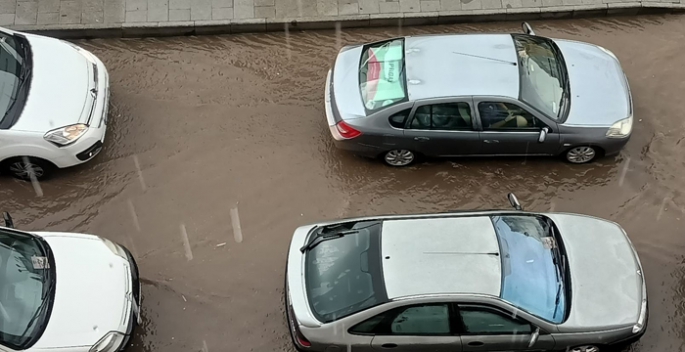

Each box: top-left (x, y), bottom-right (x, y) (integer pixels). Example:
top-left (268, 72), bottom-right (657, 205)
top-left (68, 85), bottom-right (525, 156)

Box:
top-left (304, 221), bottom-right (387, 323)
top-left (358, 39), bottom-right (408, 112)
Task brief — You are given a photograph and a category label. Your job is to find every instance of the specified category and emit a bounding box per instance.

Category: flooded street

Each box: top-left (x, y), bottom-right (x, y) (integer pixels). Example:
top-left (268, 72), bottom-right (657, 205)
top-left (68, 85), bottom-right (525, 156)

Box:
top-left (1, 14), bottom-right (685, 352)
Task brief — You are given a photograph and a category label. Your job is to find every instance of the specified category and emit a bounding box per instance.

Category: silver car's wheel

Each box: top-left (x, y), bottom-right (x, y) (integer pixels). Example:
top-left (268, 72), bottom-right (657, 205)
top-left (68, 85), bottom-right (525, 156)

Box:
top-left (570, 346), bottom-right (600, 352)
top-left (565, 146), bottom-right (597, 164)
top-left (384, 150), bottom-right (415, 167)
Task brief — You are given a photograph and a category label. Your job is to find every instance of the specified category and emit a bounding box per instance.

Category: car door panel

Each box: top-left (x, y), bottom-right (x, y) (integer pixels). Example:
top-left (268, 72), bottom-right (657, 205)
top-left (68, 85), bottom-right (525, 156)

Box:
top-left (402, 98), bottom-right (481, 157)
top-left (371, 335), bottom-right (462, 352)
top-left (479, 131), bottom-right (559, 156)
top-left (460, 334), bottom-right (555, 352)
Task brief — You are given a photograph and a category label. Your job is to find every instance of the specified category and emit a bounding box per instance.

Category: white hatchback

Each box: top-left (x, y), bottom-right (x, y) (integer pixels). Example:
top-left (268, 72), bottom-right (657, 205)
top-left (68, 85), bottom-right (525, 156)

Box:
top-left (0, 213), bottom-right (141, 352)
top-left (0, 27), bottom-right (109, 180)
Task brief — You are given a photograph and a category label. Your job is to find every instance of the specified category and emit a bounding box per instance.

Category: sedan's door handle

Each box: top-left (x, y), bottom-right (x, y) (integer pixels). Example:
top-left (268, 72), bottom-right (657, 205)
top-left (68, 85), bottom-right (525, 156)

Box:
top-left (381, 343), bottom-right (398, 348)
top-left (483, 139), bottom-right (499, 144)
top-left (414, 137), bottom-right (430, 141)
top-left (467, 341), bottom-right (485, 346)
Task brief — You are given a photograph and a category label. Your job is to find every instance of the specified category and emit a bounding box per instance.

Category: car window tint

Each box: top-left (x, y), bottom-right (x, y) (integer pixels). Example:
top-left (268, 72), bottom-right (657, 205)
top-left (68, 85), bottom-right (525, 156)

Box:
top-left (459, 306), bottom-right (532, 334)
top-left (410, 103), bottom-right (472, 130)
top-left (478, 102), bottom-right (544, 130)
top-left (390, 304), bottom-right (450, 335)
top-left (389, 109), bottom-right (412, 128)
top-left (349, 314), bottom-right (386, 334)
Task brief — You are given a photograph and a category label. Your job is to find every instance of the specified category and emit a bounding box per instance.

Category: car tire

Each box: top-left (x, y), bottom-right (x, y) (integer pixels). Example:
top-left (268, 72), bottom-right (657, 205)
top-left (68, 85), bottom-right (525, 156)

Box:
top-left (566, 345), bottom-right (601, 352)
top-left (383, 149), bottom-right (415, 167)
top-left (1, 157), bottom-right (54, 181)
top-left (564, 146), bottom-right (598, 164)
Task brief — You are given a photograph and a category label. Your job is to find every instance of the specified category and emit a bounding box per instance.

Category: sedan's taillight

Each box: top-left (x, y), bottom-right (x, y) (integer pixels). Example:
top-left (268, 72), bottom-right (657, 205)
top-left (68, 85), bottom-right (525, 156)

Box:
top-left (287, 302), bottom-right (311, 348)
top-left (335, 121), bottom-right (362, 139)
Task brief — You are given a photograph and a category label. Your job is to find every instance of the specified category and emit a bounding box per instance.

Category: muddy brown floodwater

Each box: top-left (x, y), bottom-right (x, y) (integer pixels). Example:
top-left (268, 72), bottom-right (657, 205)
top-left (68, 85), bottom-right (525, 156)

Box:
top-left (1, 13), bottom-right (684, 352)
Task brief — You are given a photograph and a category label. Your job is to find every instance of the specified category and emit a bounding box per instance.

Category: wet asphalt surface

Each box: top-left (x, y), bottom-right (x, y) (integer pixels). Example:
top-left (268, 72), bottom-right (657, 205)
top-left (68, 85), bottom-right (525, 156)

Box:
top-left (1, 13), bottom-right (684, 352)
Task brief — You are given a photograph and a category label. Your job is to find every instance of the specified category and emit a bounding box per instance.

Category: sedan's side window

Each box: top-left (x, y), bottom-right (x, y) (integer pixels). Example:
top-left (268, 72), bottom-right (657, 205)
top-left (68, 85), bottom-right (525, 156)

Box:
top-left (410, 103), bottom-right (473, 131)
top-left (349, 303), bottom-right (451, 336)
top-left (389, 109), bottom-right (412, 129)
top-left (478, 102), bottom-right (545, 131)
top-left (459, 306), bottom-right (532, 335)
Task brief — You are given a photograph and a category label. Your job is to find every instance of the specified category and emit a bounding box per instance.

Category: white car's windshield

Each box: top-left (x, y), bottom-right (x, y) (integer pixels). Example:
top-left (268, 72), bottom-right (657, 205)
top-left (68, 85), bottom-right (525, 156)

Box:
top-left (0, 229), bottom-right (54, 350)
top-left (513, 35), bottom-right (567, 120)
top-left (0, 33), bottom-right (28, 127)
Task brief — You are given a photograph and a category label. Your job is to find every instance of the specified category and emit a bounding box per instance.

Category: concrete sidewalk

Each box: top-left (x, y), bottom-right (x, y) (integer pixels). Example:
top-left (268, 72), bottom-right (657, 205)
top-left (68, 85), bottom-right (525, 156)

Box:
top-left (1, 0), bottom-right (684, 37)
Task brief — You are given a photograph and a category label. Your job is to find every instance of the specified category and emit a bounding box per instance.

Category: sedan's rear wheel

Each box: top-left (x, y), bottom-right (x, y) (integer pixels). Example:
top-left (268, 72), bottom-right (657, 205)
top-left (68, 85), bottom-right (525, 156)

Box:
top-left (565, 146), bottom-right (597, 164)
top-left (383, 150), bottom-right (415, 167)
top-left (570, 346), bottom-right (600, 352)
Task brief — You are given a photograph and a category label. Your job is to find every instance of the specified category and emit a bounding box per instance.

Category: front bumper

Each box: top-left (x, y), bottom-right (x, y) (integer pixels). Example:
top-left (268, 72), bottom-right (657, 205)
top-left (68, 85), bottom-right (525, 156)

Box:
top-left (119, 245), bottom-right (141, 351)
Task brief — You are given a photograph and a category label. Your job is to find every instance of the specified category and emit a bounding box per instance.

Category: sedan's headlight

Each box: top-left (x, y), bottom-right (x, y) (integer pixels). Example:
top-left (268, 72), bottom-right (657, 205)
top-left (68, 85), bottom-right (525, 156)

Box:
top-left (44, 123), bottom-right (89, 146)
top-left (90, 331), bottom-right (126, 352)
top-left (606, 116), bottom-right (632, 138)
top-left (100, 237), bottom-right (127, 259)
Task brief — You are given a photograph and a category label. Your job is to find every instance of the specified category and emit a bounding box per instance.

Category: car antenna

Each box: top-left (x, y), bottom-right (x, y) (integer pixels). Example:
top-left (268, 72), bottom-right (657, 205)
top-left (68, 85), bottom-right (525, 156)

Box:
top-left (3, 212), bottom-right (14, 228)
top-left (452, 52), bottom-right (517, 66)
top-left (507, 193), bottom-right (523, 211)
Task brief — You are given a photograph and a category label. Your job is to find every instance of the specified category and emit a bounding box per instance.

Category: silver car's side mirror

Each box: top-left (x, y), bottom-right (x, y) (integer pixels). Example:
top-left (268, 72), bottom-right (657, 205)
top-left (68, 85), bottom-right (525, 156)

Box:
top-left (538, 127), bottom-right (549, 143)
top-left (528, 327), bottom-right (540, 348)
top-left (522, 22), bottom-right (536, 36)
top-left (507, 193), bottom-right (523, 211)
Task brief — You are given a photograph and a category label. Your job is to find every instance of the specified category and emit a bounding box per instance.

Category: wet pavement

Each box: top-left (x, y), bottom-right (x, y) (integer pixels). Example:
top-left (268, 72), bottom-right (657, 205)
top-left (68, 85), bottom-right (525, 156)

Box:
top-left (1, 14), bottom-right (685, 352)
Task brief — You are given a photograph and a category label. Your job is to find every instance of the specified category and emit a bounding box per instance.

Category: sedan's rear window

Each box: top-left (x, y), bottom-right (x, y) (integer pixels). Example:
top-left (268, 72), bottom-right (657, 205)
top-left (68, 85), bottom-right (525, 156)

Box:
top-left (304, 221), bottom-right (387, 322)
top-left (359, 39), bottom-right (407, 112)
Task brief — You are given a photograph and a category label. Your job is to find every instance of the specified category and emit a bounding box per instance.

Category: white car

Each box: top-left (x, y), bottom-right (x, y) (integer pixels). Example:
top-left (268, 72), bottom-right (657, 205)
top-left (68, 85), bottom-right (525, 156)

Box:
top-left (0, 213), bottom-right (141, 352)
top-left (0, 27), bottom-right (109, 180)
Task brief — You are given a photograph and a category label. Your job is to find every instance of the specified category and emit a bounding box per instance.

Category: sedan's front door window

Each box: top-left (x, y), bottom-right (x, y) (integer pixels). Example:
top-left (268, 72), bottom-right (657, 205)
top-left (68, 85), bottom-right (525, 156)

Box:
top-left (478, 102), bottom-right (544, 131)
top-left (410, 103), bottom-right (473, 131)
top-left (459, 306), bottom-right (532, 335)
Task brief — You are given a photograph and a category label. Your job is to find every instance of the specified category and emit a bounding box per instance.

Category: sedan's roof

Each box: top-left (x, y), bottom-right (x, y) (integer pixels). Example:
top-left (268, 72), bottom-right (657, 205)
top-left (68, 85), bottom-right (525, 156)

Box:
top-left (381, 216), bottom-right (502, 299)
top-left (404, 34), bottom-right (520, 101)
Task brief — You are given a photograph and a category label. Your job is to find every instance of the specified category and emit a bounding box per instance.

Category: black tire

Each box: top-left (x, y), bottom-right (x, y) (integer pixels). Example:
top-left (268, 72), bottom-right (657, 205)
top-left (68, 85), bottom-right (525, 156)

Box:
top-left (564, 146), bottom-right (598, 164)
top-left (382, 149), bottom-right (416, 167)
top-left (1, 157), bottom-right (54, 181)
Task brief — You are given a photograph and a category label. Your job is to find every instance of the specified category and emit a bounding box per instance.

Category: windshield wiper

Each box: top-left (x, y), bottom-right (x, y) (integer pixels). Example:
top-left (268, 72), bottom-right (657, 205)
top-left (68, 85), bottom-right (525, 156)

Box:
top-left (300, 221), bottom-right (380, 252)
top-left (300, 230), bottom-right (360, 252)
top-left (2, 65), bottom-right (32, 121)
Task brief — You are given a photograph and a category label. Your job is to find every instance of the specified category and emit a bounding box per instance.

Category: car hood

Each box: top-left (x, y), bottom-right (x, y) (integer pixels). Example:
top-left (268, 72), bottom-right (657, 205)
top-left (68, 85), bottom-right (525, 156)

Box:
top-left (31, 232), bottom-right (131, 349)
top-left (547, 213), bottom-right (643, 331)
top-left (555, 39), bottom-right (632, 127)
top-left (11, 34), bottom-right (94, 133)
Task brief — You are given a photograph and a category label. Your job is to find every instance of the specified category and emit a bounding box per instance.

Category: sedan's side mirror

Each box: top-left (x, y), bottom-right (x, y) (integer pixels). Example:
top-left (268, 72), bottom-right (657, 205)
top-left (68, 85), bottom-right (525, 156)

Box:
top-left (3, 212), bottom-right (14, 228)
top-left (522, 22), bottom-right (536, 36)
top-left (507, 193), bottom-right (523, 211)
top-left (538, 127), bottom-right (549, 143)
top-left (528, 327), bottom-right (540, 348)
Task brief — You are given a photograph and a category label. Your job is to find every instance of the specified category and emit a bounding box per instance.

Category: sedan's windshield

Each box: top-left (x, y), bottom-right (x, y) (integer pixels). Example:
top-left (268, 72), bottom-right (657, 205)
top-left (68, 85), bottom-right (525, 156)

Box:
top-left (0, 229), bottom-right (54, 350)
top-left (358, 38), bottom-right (407, 112)
top-left (0, 33), bottom-right (28, 126)
top-left (493, 215), bottom-right (567, 323)
top-left (513, 35), bottom-right (567, 120)
top-left (304, 221), bottom-right (387, 323)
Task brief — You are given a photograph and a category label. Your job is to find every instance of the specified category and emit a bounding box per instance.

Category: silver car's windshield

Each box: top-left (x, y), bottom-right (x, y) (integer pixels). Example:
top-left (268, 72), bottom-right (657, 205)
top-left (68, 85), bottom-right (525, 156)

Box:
top-left (493, 215), bottom-right (567, 323)
top-left (0, 229), bottom-right (54, 350)
top-left (513, 35), bottom-right (568, 120)
top-left (304, 221), bottom-right (387, 323)
top-left (358, 38), bottom-right (407, 113)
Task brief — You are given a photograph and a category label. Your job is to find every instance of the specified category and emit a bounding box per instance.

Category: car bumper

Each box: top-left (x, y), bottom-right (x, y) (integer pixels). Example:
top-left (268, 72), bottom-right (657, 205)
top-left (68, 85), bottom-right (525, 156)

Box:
top-left (599, 135), bottom-right (630, 157)
top-left (119, 245), bottom-right (141, 351)
top-left (50, 51), bottom-right (110, 169)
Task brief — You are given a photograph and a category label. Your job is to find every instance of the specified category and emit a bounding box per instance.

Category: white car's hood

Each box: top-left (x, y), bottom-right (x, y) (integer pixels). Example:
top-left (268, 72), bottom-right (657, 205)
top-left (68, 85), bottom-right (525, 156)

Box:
top-left (11, 34), bottom-right (93, 133)
top-left (32, 232), bottom-right (131, 349)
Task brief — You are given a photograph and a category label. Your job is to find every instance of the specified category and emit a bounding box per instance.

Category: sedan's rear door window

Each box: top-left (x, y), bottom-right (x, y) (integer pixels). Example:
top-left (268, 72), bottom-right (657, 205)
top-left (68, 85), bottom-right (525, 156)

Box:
top-left (410, 103), bottom-right (473, 130)
top-left (349, 303), bottom-right (451, 335)
top-left (359, 39), bottom-right (407, 112)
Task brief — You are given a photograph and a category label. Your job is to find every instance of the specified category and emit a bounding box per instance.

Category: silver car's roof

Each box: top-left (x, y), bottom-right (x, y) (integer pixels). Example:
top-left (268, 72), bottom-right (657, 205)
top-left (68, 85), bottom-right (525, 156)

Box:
top-left (381, 216), bottom-right (502, 299)
top-left (404, 34), bottom-right (520, 101)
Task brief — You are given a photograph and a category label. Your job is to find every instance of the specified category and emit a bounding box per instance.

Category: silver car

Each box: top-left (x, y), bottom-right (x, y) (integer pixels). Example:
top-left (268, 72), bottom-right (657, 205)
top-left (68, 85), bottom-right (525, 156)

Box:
top-left (285, 194), bottom-right (648, 352)
top-left (324, 23), bottom-right (633, 166)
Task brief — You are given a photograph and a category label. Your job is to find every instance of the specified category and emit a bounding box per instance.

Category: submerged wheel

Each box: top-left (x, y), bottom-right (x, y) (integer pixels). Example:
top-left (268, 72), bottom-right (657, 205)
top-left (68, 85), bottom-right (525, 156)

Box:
top-left (565, 146), bottom-right (597, 164)
top-left (2, 157), bottom-right (53, 181)
top-left (383, 150), bottom-right (415, 167)
top-left (569, 346), bottom-right (600, 352)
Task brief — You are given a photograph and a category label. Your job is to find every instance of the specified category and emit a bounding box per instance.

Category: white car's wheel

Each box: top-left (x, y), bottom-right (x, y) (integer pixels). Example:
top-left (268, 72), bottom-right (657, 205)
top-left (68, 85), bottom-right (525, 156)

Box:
top-left (2, 157), bottom-right (53, 181)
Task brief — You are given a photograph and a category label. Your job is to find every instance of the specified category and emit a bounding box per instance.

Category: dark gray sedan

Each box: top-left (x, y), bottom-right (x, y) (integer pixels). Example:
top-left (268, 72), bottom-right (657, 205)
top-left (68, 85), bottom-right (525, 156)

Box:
top-left (324, 23), bottom-right (633, 166)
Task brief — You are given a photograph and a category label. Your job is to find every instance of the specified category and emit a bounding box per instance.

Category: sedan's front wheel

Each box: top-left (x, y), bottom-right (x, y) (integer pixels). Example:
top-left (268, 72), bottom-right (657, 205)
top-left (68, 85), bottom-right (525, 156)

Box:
top-left (565, 146), bottom-right (597, 164)
top-left (2, 157), bottom-right (54, 181)
top-left (383, 150), bottom-right (415, 167)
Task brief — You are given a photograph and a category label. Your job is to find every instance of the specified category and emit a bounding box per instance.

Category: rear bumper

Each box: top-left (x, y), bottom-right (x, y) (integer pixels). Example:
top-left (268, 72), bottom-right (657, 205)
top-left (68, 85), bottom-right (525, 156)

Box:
top-left (331, 138), bottom-right (382, 158)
